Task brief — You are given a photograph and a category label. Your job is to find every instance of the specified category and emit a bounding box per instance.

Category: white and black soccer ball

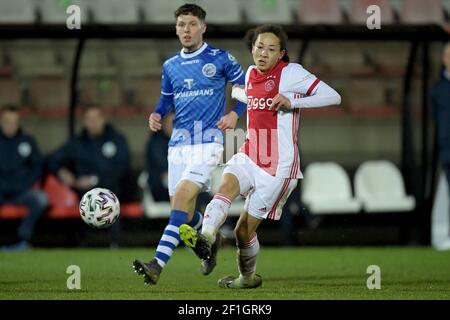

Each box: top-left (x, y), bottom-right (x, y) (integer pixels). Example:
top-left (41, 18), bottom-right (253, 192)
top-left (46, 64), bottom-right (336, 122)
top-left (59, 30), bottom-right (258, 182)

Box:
top-left (79, 188), bottom-right (120, 228)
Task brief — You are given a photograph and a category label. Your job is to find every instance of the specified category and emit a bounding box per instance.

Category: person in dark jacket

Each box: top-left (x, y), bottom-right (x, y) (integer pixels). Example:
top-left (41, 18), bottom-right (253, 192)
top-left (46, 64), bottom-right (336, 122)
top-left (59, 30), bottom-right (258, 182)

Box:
top-left (48, 105), bottom-right (130, 247)
top-left (0, 105), bottom-right (48, 251)
top-left (431, 42), bottom-right (450, 250)
top-left (146, 113), bottom-right (174, 202)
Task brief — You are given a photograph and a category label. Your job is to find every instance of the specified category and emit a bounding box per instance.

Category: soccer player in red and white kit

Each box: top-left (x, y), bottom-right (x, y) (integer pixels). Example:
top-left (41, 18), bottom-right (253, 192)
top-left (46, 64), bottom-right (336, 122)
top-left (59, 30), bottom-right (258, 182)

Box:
top-left (180, 25), bottom-right (341, 288)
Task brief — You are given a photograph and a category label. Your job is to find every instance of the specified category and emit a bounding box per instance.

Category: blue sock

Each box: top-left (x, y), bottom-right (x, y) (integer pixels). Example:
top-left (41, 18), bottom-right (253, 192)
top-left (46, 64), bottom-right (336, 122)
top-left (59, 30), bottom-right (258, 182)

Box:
top-left (154, 210), bottom-right (188, 268)
top-left (188, 210), bottom-right (203, 230)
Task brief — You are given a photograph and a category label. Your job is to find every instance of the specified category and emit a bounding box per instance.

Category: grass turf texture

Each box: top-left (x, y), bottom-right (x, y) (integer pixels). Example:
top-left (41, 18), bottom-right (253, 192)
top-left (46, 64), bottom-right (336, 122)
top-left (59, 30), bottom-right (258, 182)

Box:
top-left (1, 247), bottom-right (449, 299)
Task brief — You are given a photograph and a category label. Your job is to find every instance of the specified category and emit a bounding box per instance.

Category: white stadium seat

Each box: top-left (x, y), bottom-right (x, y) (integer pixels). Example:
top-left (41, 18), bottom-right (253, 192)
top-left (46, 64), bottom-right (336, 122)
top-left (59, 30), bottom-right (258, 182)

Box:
top-left (90, 0), bottom-right (140, 24)
top-left (354, 160), bottom-right (416, 212)
top-left (141, 0), bottom-right (186, 24)
top-left (242, 0), bottom-right (294, 24)
top-left (9, 41), bottom-right (65, 78)
top-left (0, 0), bottom-right (36, 24)
top-left (138, 171), bottom-right (171, 218)
top-left (194, 0), bottom-right (242, 24)
top-left (301, 162), bottom-right (362, 214)
top-left (38, 0), bottom-right (89, 24)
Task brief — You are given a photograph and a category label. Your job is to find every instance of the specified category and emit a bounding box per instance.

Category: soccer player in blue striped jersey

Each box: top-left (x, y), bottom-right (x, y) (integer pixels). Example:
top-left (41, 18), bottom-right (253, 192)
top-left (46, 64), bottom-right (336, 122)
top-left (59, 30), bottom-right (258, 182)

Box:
top-left (133, 3), bottom-right (246, 285)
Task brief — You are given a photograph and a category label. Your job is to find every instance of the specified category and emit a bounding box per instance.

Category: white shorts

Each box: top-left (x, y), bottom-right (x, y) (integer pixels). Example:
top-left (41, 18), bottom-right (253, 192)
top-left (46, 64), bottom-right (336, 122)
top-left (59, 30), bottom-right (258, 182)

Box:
top-left (168, 143), bottom-right (223, 196)
top-left (224, 153), bottom-right (298, 220)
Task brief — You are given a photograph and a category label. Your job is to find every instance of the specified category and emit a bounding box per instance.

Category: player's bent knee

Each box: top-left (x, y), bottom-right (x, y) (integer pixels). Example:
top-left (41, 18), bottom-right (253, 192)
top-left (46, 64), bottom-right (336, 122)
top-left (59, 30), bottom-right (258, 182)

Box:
top-left (218, 173), bottom-right (240, 199)
top-left (172, 181), bottom-right (201, 211)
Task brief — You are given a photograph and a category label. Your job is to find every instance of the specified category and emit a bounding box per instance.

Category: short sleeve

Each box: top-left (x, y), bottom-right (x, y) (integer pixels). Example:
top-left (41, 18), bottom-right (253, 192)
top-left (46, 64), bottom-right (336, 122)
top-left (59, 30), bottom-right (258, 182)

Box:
top-left (223, 51), bottom-right (245, 84)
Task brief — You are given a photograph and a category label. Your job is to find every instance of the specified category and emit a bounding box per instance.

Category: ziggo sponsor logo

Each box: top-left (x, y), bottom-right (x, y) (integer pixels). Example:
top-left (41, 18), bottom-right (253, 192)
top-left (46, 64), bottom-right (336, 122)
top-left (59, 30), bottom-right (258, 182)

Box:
top-left (247, 96), bottom-right (273, 110)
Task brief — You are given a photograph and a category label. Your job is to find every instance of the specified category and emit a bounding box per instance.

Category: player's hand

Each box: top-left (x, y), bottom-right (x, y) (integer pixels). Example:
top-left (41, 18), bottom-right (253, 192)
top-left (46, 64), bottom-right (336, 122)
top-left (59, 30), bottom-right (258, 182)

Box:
top-left (58, 168), bottom-right (76, 187)
top-left (269, 93), bottom-right (292, 112)
top-left (217, 111), bottom-right (238, 130)
top-left (76, 176), bottom-right (98, 191)
top-left (149, 113), bottom-right (162, 132)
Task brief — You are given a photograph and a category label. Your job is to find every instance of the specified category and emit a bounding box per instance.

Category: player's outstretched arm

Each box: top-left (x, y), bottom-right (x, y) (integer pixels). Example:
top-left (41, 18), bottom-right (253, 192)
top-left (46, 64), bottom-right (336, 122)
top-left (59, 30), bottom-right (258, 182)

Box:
top-left (289, 81), bottom-right (341, 109)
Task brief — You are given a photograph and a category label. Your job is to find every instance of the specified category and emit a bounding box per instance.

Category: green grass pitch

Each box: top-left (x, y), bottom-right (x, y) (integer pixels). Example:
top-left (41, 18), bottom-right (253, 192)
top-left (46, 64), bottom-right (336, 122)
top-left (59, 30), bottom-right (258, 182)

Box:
top-left (1, 247), bottom-right (449, 299)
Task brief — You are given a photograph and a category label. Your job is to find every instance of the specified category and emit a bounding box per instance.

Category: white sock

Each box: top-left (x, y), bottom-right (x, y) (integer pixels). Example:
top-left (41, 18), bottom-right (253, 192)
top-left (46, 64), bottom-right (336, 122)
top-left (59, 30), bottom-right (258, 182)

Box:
top-left (201, 193), bottom-right (231, 244)
top-left (237, 235), bottom-right (259, 279)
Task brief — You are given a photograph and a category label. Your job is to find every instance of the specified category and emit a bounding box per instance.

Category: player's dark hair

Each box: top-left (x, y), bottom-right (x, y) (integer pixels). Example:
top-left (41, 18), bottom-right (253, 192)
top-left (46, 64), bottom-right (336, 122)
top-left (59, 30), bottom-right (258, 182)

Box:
top-left (244, 24), bottom-right (290, 63)
top-left (174, 4), bottom-right (206, 22)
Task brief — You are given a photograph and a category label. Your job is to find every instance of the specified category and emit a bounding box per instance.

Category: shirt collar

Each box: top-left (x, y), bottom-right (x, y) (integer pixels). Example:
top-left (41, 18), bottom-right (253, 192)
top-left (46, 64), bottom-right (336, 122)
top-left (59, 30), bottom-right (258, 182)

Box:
top-left (180, 42), bottom-right (208, 59)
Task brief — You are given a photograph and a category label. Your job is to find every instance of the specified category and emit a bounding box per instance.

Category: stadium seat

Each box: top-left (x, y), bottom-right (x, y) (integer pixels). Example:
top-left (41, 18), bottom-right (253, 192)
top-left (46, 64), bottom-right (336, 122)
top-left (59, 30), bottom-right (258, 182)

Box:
top-left (0, 47), bottom-right (11, 76)
top-left (158, 39), bottom-right (184, 62)
top-left (79, 79), bottom-right (124, 109)
top-left (178, 0), bottom-right (243, 24)
top-left (342, 79), bottom-right (388, 109)
top-left (130, 77), bottom-right (162, 109)
top-left (354, 160), bottom-right (416, 212)
top-left (141, 0), bottom-right (186, 24)
top-left (38, 0), bottom-right (89, 25)
top-left (0, 205), bottom-right (28, 219)
top-left (0, 78), bottom-right (22, 107)
top-left (112, 42), bottom-right (161, 78)
top-left (29, 77), bottom-right (70, 109)
top-left (9, 41), bottom-right (65, 78)
top-left (365, 42), bottom-right (408, 76)
top-left (297, 0), bottom-right (344, 25)
top-left (349, 0), bottom-right (396, 25)
top-left (301, 162), bottom-right (362, 214)
top-left (242, 0), bottom-right (294, 25)
top-left (121, 203), bottom-right (144, 218)
top-left (310, 42), bottom-right (375, 76)
top-left (43, 175), bottom-right (80, 219)
top-left (0, 0), bottom-right (36, 24)
top-left (39, 175), bottom-right (143, 219)
top-left (137, 171), bottom-right (171, 218)
top-left (79, 42), bottom-right (118, 77)
top-left (90, 0), bottom-right (140, 24)
top-left (400, 0), bottom-right (445, 25)
top-left (210, 167), bottom-right (245, 217)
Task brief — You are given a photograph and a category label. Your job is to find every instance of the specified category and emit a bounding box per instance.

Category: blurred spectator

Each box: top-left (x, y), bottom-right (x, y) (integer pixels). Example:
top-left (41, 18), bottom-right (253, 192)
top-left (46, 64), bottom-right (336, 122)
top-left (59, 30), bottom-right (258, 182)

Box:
top-left (146, 113), bottom-right (174, 202)
top-left (48, 105), bottom-right (130, 247)
top-left (0, 105), bottom-right (48, 251)
top-left (431, 42), bottom-right (450, 250)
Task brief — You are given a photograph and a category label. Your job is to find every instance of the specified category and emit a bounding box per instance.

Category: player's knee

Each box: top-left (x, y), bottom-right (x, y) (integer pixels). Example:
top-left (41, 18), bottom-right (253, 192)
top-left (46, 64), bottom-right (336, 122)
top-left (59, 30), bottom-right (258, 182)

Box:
top-left (218, 174), bottom-right (240, 199)
top-left (172, 185), bottom-right (198, 210)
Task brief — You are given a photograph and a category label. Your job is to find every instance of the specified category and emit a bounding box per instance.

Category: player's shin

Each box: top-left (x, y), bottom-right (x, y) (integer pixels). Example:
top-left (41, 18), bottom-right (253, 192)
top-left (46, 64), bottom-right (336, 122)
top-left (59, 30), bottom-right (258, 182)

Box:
top-left (201, 193), bottom-right (231, 244)
top-left (154, 210), bottom-right (188, 268)
top-left (237, 235), bottom-right (260, 280)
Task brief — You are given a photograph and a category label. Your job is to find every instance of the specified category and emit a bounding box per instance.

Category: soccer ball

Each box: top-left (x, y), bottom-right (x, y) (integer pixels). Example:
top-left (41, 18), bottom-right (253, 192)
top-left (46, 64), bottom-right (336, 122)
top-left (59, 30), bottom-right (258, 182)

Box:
top-left (79, 188), bottom-right (120, 228)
